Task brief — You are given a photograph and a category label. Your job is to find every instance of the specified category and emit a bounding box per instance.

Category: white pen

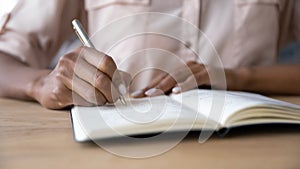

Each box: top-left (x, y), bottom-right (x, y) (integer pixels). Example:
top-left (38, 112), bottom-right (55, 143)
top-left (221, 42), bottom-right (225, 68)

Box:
top-left (72, 19), bottom-right (127, 105)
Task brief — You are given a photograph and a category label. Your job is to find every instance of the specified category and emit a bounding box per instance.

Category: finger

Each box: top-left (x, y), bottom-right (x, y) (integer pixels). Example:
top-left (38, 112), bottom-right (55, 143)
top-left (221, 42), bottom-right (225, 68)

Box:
top-left (56, 52), bottom-right (77, 78)
top-left (75, 57), bottom-right (119, 103)
top-left (172, 76), bottom-right (197, 94)
top-left (130, 72), bottom-right (168, 98)
top-left (94, 71), bottom-right (119, 103)
top-left (54, 85), bottom-right (94, 107)
top-left (173, 71), bottom-right (209, 93)
top-left (146, 72), bottom-right (168, 89)
top-left (73, 76), bottom-right (107, 106)
top-left (189, 63), bottom-right (206, 74)
top-left (72, 91), bottom-right (94, 107)
top-left (54, 52), bottom-right (104, 106)
top-left (143, 64), bottom-right (201, 97)
top-left (79, 47), bottom-right (125, 94)
top-left (79, 47), bottom-right (116, 77)
top-left (171, 62), bottom-right (205, 81)
top-left (171, 63), bottom-right (207, 94)
top-left (58, 72), bottom-right (107, 106)
top-left (145, 75), bottom-right (177, 97)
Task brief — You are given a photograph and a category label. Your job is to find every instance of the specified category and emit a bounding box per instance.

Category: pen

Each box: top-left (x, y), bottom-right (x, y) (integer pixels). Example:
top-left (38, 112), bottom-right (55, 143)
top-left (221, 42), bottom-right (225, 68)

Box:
top-left (72, 19), bottom-right (127, 105)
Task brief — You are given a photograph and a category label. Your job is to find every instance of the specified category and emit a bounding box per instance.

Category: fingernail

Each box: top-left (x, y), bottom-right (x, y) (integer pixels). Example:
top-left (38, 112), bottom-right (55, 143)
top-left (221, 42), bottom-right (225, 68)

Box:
top-left (118, 84), bottom-right (127, 95)
top-left (172, 87), bottom-right (182, 94)
top-left (131, 90), bottom-right (144, 97)
top-left (145, 88), bottom-right (158, 96)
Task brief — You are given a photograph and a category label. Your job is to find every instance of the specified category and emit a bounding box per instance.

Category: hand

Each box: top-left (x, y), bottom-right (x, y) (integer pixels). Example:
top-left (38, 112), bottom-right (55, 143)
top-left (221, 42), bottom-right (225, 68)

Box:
top-left (30, 47), bottom-right (129, 109)
top-left (130, 61), bottom-right (225, 98)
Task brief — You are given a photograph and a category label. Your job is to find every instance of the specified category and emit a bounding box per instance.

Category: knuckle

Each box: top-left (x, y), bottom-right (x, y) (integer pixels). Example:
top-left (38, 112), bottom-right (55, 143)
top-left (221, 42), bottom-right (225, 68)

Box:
top-left (58, 54), bottom-right (76, 68)
top-left (49, 87), bottom-right (68, 108)
top-left (55, 71), bottom-right (64, 80)
top-left (55, 68), bottom-right (72, 82)
top-left (95, 75), bottom-right (115, 103)
top-left (51, 86), bottom-right (67, 99)
top-left (74, 46), bottom-right (88, 54)
top-left (61, 53), bottom-right (74, 61)
top-left (58, 65), bottom-right (69, 76)
top-left (95, 71), bottom-right (105, 81)
top-left (187, 61), bottom-right (197, 66)
top-left (57, 57), bottom-right (66, 67)
top-left (95, 73), bottom-right (110, 88)
top-left (52, 88), bottom-right (62, 101)
top-left (95, 93), bottom-right (107, 105)
top-left (100, 56), bottom-right (116, 71)
top-left (103, 56), bottom-right (114, 65)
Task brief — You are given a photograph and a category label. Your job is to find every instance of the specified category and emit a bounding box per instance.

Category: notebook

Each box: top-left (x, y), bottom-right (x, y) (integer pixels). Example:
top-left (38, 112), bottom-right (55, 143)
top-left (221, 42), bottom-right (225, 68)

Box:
top-left (70, 89), bottom-right (300, 142)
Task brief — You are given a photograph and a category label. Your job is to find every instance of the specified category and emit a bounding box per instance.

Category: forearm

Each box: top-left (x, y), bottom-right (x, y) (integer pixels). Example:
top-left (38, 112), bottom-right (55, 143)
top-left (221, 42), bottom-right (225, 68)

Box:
top-left (227, 65), bottom-right (300, 95)
top-left (0, 52), bottom-right (50, 100)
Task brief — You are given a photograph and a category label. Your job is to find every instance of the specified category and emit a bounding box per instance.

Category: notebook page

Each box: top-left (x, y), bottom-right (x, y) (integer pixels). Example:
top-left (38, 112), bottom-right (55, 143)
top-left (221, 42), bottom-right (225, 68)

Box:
top-left (171, 89), bottom-right (300, 126)
top-left (72, 95), bottom-right (208, 141)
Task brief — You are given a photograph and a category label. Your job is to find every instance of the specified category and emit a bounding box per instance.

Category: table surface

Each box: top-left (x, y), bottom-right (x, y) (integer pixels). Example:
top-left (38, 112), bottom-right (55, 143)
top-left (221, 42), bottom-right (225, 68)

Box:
top-left (1, 96), bottom-right (300, 169)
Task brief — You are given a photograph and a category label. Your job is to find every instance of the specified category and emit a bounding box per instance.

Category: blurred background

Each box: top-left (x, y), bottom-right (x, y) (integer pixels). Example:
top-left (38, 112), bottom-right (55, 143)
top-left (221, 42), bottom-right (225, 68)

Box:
top-left (279, 42), bottom-right (300, 64)
top-left (0, 0), bottom-right (18, 18)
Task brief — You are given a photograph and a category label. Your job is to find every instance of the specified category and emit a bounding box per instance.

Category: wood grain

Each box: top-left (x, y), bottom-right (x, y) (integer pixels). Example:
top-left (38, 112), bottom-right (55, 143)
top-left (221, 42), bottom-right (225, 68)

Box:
top-left (1, 97), bottom-right (300, 169)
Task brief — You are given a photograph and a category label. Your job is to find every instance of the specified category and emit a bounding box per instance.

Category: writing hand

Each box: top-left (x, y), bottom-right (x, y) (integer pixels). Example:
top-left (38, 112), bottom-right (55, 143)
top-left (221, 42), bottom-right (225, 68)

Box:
top-left (31, 47), bottom-right (130, 109)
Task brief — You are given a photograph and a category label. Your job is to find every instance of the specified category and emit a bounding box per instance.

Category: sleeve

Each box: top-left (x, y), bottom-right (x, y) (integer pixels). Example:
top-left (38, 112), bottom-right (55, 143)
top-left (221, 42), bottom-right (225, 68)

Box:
top-left (0, 0), bottom-right (84, 68)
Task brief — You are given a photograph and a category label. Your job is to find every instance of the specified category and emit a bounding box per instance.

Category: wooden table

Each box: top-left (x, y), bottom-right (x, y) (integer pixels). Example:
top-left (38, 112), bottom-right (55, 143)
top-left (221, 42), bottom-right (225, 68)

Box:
top-left (1, 96), bottom-right (300, 169)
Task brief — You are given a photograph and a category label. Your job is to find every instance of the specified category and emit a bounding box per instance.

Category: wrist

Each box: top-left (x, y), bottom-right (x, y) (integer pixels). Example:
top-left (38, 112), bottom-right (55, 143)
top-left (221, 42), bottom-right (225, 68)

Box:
top-left (225, 67), bottom-right (251, 91)
top-left (26, 70), bottom-right (51, 101)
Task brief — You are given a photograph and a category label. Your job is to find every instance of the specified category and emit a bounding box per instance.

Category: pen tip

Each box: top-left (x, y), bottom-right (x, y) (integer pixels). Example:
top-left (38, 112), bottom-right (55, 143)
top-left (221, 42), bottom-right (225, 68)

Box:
top-left (120, 96), bottom-right (127, 105)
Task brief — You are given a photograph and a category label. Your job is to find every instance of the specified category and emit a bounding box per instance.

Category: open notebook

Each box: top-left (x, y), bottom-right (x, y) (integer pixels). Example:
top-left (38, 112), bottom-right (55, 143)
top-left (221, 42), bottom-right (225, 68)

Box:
top-left (70, 89), bottom-right (300, 142)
